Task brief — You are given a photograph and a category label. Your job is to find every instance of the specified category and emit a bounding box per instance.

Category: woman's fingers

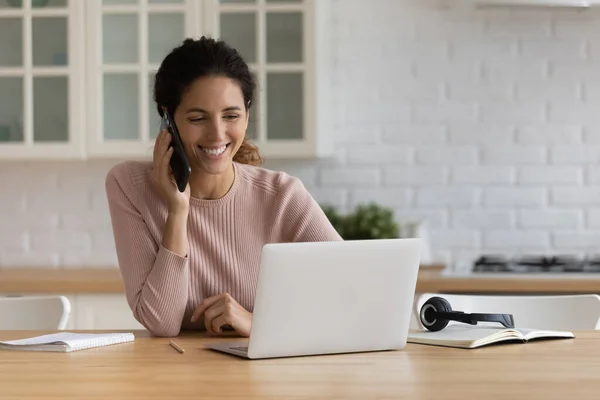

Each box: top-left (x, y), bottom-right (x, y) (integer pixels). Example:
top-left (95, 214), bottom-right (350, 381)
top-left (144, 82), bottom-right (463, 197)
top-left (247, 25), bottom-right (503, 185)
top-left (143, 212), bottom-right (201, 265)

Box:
top-left (155, 130), bottom-right (170, 158)
top-left (162, 147), bottom-right (174, 184)
top-left (204, 304), bottom-right (226, 335)
top-left (191, 293), bottom-right (247, 336)
top-left (153, 130), bottom-right (167, 163)
top-left (152, 131), bottom-right (161, 165)
top-left (153, 130), bottom-right (171, 185)
top-left (211, 312), bottom-right (235, 334)
top-left (191, 294), bottom-right (226, 323)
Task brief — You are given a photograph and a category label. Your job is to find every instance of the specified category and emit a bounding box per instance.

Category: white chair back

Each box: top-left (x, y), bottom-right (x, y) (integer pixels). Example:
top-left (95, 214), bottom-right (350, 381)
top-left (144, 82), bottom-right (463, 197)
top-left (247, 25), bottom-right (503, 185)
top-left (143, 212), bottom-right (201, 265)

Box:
top-left (412, 293), bottom-right (600, 331)
top-left (0, 296), bottom-right (71, 330)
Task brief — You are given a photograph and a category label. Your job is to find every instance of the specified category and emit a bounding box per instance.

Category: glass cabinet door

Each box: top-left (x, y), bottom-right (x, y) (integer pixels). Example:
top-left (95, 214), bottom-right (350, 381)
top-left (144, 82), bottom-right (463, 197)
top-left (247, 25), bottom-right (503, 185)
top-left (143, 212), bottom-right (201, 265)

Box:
top-left (214, 0), bottom-right (307, 153)
top-left (87, 0), bottom-right (193, 157)
top-left (0, 0), bottom-right (83, 159)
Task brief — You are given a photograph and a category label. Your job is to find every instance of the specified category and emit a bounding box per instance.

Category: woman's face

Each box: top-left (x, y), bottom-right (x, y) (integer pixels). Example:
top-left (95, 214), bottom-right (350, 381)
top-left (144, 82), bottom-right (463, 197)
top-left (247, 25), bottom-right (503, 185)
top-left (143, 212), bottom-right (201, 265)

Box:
top-left (173, 75), bottom-right (248, 176)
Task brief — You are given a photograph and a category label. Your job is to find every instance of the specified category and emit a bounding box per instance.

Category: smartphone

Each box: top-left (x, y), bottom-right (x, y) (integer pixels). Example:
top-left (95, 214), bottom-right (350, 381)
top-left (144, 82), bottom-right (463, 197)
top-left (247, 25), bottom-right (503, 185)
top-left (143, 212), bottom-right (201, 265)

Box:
top-left (161, 112), bottom-right (191, 192)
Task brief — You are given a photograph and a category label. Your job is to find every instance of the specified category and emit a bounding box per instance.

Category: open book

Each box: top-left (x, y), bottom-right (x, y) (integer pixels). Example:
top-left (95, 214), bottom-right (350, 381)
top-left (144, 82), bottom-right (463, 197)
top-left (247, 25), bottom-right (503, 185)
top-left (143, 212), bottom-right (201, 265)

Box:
top-left (0, 332), bottom-right (135, 353)
top-left (408, 325), bottom-right (575, 349)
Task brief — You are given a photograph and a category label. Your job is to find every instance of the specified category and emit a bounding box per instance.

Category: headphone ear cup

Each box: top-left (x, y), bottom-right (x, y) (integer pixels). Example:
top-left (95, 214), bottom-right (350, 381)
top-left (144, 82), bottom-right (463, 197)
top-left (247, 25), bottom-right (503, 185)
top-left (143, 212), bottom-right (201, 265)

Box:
top-left (420, 296), bottom-right (452, 332)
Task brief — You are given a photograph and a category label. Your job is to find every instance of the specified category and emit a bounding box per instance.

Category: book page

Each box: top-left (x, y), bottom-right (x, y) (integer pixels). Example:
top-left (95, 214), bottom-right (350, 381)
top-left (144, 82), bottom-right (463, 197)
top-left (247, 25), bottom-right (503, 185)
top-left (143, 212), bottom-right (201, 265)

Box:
top-left (0, 333), bottom-right (81, 346)
top-left (408, 325), bottom-right (518, 345)
top-left (516, 328), bottom-right (575, 341)
top-left (0, 332), bottom-right (132, 346)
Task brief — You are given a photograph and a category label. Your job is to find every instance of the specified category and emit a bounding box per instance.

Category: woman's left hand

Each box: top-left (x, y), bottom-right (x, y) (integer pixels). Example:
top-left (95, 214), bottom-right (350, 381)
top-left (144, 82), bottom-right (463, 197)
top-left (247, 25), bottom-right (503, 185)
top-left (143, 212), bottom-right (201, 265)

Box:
top-left (190, 293), bottom-right (252, 337)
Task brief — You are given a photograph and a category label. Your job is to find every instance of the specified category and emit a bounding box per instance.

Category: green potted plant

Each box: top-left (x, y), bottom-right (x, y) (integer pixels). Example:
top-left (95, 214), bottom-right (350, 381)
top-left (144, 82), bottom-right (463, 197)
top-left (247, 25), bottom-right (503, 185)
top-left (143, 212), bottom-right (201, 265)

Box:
top-left (321, 203), bottom-right (400, 240)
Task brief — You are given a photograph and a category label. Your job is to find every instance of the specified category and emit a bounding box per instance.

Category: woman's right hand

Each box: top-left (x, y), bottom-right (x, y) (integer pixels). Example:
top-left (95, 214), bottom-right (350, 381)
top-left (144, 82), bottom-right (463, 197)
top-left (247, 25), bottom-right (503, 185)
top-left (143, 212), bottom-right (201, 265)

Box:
top-left (151, 129), bottom-right (191, 214)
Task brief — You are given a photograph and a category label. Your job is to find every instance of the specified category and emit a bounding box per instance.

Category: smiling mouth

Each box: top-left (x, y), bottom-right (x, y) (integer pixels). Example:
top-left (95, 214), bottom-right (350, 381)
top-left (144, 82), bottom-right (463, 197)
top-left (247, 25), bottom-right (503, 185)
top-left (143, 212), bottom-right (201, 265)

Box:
top-left (198, 143), bottom-right (230, 156)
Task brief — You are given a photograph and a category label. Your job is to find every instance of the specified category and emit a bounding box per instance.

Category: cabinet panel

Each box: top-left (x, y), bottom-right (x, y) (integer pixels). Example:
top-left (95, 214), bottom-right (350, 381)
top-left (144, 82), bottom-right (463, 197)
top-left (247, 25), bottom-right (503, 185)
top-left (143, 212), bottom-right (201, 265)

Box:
top-left (149, 0), bottom-right (185, 4)
top-left (0, 18), bottom-right (22, 66)
top-left (44, 0), bottom-right (68, 7)
top-left (266, 11), bottom-right (302, 63)
top-left (103, 73), bottom-right (139, 140)
top-left (0, 77), bottom-right (24, 143)
top-left (266, 72), bottom-right (302, 140)
top-left (1, 0), bottom-right (67, 8)
top-left (219, 12), bottom-right (256, 63)
top-left (102, 14), bottom-right (138, 64)
top-left (33, 76), bottom-right (68, 142)
top-left (148, 12), bottom-right (185, 63)
top-left (32, 17), bottom-right (70, 144)
top-left (103, 0), bottom-right (138, 4)
top-left (0, 293), bottom-right (144, 330)
top-left (32, 16), bottom-right (68, 66)
top-left (74, 294), bottom-right (145, 330)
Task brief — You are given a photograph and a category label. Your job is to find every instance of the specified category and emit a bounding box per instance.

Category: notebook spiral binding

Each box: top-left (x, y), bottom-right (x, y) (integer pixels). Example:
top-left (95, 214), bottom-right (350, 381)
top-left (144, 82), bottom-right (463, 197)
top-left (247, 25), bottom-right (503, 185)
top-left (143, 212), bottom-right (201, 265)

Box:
top-left (68, 333), bottom-right (135, 351)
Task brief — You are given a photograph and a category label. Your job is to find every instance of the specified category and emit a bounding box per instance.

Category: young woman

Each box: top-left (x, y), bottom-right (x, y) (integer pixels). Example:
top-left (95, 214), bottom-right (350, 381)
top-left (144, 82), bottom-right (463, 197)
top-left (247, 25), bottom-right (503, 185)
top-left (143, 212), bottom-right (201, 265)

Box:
top-left (105, 37), bottom-right (342, 338)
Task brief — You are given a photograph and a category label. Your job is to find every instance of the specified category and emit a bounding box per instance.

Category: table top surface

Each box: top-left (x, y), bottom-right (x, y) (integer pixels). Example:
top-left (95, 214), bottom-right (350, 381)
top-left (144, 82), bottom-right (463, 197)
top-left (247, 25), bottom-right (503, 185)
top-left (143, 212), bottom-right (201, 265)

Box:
top-left (1, 329), bottom-right (599, 399)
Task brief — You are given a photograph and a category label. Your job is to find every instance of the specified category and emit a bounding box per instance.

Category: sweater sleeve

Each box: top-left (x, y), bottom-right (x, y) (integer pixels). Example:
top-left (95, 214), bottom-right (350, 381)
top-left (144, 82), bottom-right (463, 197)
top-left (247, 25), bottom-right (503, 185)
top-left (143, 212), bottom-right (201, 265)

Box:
top-left (274, 173), bottom-right (343, 243)
top-left (105, 163), bottom-right (189, 337)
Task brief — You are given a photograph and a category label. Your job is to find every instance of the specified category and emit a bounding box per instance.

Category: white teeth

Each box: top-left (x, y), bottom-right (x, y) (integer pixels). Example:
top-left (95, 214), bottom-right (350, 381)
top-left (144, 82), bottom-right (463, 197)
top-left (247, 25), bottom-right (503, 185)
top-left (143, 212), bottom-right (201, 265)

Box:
top-left (200, 145), bottom-right (227, 156)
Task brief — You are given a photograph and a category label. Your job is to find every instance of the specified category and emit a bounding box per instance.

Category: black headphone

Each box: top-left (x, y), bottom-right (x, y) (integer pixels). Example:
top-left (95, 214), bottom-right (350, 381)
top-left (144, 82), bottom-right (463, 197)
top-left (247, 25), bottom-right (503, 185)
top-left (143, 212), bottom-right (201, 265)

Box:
top-left (419, 296), bottom-right (515, 332)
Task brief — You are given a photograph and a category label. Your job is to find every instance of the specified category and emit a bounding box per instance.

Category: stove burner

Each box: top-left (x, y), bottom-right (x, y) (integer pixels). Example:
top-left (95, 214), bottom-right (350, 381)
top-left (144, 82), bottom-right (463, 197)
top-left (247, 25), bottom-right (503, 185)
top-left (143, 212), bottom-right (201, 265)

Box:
top-left (471, 254), bottom-right (600, 273)
top-left (473, 255), bottom-right (510, 273)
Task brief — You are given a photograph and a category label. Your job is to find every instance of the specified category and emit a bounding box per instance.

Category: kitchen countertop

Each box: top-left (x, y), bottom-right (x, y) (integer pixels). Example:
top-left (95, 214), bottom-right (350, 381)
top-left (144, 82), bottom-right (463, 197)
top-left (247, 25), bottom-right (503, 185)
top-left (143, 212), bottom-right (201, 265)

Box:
top-left (0, 268), bottom-right (125, 294)
top-left (2, 266), bottom-right (600, 294)
top-left (416, 268), bottom-right (600, 294)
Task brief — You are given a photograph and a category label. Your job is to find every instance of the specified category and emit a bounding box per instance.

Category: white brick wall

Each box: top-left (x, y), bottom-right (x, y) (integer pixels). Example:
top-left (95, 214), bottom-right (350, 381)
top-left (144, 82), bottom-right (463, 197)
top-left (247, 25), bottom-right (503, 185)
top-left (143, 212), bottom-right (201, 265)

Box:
top-left (3, 0), bottom-right (600, 270)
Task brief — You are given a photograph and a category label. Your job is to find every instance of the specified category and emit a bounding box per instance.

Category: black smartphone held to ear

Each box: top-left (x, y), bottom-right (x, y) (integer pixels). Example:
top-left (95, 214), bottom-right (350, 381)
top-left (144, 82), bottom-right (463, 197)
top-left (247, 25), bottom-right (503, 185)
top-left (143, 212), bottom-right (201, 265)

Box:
top-left (162, 112), bottom-right (191, 192)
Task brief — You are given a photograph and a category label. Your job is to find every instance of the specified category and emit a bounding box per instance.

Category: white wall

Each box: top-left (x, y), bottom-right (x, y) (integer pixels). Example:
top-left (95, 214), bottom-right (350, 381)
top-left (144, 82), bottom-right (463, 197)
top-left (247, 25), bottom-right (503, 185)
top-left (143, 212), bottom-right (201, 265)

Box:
top-left (2, 0), bottom-right (600, 270)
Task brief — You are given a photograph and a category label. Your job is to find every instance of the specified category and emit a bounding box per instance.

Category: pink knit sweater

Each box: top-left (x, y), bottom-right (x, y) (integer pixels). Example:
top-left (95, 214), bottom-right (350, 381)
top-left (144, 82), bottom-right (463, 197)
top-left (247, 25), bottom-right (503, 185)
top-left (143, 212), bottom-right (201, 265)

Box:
top-left (105, 160), bottom-right (342, 337)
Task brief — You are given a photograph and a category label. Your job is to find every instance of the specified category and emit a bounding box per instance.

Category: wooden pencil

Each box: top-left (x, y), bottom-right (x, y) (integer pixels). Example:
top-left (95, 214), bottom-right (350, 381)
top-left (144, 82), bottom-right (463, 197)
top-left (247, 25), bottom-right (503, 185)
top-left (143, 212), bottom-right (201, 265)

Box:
top-left (169, 340), bottom-right (185, 354)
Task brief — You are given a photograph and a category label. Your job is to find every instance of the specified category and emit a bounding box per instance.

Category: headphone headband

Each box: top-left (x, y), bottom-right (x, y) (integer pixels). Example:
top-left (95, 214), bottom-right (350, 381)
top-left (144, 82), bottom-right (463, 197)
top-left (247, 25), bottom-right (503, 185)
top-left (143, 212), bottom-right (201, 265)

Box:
top-left (420, 297), bottom-right (515, 332)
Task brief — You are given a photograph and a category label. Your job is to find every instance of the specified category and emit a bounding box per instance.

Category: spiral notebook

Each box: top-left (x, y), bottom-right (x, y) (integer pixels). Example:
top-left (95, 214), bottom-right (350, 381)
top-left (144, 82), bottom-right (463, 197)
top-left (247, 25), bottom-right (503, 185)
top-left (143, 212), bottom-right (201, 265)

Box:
top-left (0, 332), bottom-right (135, 353)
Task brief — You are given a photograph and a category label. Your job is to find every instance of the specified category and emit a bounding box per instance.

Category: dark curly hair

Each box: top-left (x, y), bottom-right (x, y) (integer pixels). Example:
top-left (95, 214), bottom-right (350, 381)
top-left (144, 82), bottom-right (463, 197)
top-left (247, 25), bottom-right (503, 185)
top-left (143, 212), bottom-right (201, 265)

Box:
top-left (153, 36), bottom-right (262, 166)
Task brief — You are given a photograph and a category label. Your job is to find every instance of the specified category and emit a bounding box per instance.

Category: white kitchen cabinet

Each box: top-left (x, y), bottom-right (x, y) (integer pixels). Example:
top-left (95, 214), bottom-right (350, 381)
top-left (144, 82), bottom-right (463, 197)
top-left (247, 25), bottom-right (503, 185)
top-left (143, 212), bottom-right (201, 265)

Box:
top-left (85, 0), bottom-right (197, 158)
top-left (0, 0), bottom-right (86, 159)
top-left (205, 0), bottom-right (333, 159)
top-left (72, 294), bottom-right (145, 330)
top-left (0, 0), bottom-right (332, 160)
top-left (0, 293), bottom-right (145, 330)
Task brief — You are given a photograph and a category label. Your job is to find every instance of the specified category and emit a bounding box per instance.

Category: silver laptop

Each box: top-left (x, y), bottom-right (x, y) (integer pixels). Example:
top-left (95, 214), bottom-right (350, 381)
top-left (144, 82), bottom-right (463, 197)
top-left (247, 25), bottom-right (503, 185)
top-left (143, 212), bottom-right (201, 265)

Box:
top-left (206, 238), bottom-right (422, 359)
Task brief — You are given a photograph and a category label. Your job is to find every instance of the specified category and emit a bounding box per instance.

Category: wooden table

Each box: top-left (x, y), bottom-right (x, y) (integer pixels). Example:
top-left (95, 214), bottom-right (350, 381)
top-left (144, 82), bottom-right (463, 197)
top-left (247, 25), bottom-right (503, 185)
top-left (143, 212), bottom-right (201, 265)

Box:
top-left (1, 330), bottom-right (599, 399)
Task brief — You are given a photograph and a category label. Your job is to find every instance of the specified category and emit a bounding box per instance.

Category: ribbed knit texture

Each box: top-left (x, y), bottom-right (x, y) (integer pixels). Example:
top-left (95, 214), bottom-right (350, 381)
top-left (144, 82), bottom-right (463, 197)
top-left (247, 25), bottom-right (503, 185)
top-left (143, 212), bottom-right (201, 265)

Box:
top-left (105, 160), bottom-right (342, 337)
